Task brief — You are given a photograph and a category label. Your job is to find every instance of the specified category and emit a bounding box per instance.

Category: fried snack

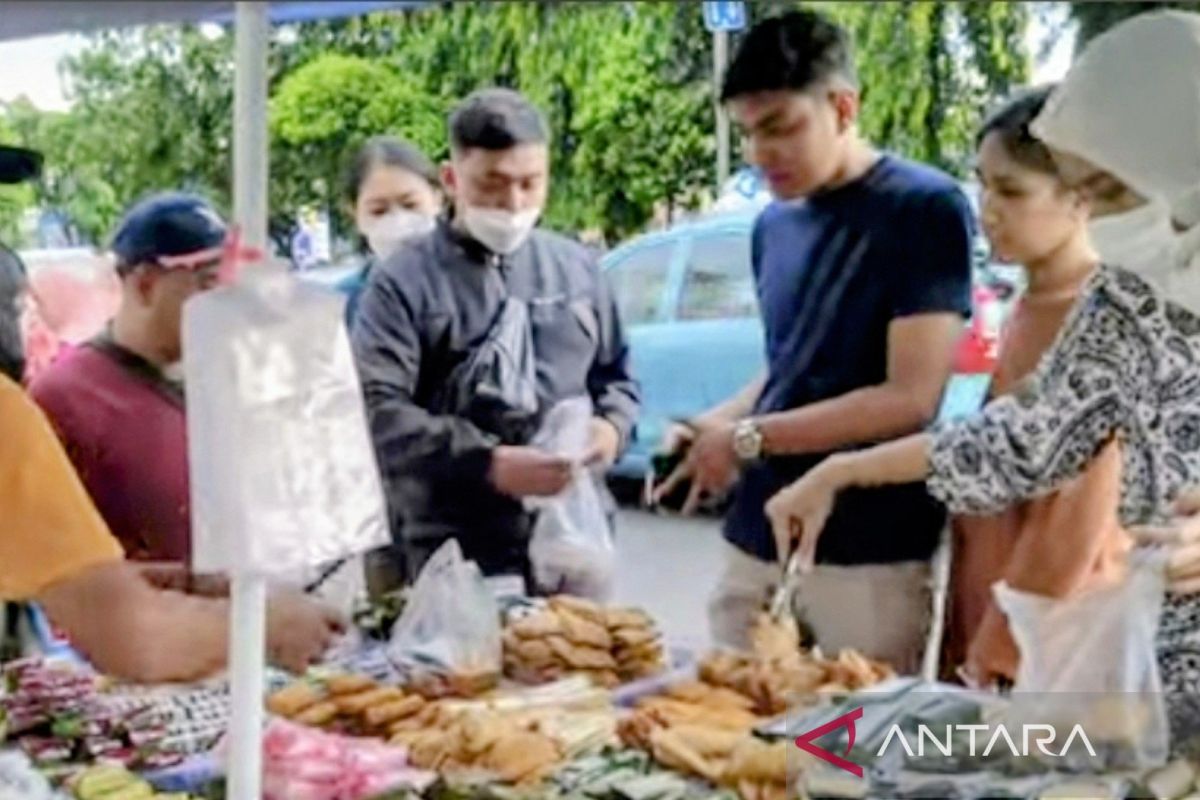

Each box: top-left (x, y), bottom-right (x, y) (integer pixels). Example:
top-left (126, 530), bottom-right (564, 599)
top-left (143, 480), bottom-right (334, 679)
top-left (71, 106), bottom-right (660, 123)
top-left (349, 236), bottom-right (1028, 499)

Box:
top-left (515, 638), bottom-right (555, 666)
top-left (649, 724), bottom-right (742, 784)
top-left (505, 598), bottom-right (667, 687)
top-left (482, 730), bottom-right (562, 784)
top-left (547, 638), bottom-right (617, 671)
top-left (294, 701), bottom-right (339, 727)
top-left (510, 612), bottom-right (563, 639)
top-left (335, 686), bottom-right (405, 716)
top-left (364, 695), bottom-right (425, 729)
top-left (665, 681), bottom-right (756, 713)
top-left (548, 595), bottom-right (606, 626)
top-left (638, 697), bottom-right (761, 732)
top-left (723, 738), bottom-right (789, 785)
top-left (749, 614), bottom-right (800, 662)
top-left (605, 607), bottom-right (654, 630)
top-left (612, 626), bottom-right (658, 650)
top-left (267, 682), bottom-right (324, 717)
top-left (325, 674), bottom-right (377, 696)
top-left (557, 608), bottom-right (613, 650)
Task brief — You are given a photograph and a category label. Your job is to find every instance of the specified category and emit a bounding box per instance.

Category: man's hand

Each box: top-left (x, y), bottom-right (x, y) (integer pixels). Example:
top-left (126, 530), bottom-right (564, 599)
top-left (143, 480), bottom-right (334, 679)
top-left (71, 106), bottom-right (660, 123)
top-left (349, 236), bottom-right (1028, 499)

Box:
top-left (583, 417), bottom-right (622, 469)
top-left (653, 420), bottom-right (738, 515)
top-left (490, 446), bottom-right (574, 499)
top-left (688, 421), bottom-right (739, 497)
top-left (265, 589), bottom-right (346, 674)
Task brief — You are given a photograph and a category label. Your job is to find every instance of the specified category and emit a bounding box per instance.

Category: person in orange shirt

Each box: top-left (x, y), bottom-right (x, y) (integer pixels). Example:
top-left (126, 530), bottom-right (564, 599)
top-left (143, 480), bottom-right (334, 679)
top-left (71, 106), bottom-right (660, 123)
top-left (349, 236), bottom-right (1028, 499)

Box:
top-left (942, 86), bottom-right (1129, 686)
top-left (0, 372), bottom-right (344, 681)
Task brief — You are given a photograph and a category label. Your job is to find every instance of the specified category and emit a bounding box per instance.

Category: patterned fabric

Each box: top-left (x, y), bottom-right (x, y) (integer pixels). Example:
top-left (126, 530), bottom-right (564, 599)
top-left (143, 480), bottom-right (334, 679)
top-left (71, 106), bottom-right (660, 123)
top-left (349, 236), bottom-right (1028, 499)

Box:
top-left (928, 265), bottom-right (1200, 750)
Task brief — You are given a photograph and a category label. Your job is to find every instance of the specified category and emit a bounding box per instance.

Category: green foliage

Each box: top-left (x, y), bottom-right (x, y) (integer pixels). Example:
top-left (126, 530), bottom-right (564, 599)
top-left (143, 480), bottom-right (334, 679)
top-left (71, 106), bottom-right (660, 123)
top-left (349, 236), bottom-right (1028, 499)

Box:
top-left (0, 114), bottom-right (33, 242)
top-left (269, 53), bottom-right (444, 234)
top-left (2, 2), bottom-right (1033, 247)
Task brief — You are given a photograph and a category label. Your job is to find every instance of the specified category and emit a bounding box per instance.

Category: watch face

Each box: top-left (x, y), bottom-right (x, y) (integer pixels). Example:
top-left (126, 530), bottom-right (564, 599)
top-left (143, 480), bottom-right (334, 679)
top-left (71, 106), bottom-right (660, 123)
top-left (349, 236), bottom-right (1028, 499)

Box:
top-left (734, 423), bottom-right (762, 460)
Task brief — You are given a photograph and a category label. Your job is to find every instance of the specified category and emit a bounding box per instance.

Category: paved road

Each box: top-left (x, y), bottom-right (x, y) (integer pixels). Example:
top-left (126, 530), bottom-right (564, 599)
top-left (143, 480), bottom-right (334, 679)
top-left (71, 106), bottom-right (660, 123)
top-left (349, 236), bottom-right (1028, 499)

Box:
top-left (611, 509), bottom-right (725, 650)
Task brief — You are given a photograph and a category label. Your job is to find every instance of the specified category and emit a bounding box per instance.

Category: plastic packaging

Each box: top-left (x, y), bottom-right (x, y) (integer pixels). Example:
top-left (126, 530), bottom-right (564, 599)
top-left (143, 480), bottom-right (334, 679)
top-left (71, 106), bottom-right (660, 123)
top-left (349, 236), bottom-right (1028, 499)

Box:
top-left (527, 397), bottom-right (616, 601)
top-left (184, 272), bottom-right (389, 576)
top-left (387, 540), bottom-right (502, 695)
top-left (994, 551), bottom-right (1169, 770)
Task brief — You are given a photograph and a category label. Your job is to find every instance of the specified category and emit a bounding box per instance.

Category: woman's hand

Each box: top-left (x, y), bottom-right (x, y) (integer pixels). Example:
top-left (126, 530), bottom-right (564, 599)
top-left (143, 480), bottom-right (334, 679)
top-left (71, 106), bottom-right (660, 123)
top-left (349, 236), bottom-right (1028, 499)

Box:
top-left (765, 457), bottom-right (848, 568)
top-left (1133, 487), bottom-right (1200, 594)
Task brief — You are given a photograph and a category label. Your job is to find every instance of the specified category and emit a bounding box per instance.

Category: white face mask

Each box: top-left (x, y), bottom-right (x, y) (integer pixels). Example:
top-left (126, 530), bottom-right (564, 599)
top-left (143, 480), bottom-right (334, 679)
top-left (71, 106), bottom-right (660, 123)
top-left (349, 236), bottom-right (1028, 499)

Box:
top-left (162, 361), bottom-right (185, 384)
top-left (460, 206), bottom-right (540, 255)
top-left (1088, 200), bottom-right (1178, 274)
top-left (361, 209), bottom-right (434, 259)
top-left (1089, 199), bottom-right (1200, 311)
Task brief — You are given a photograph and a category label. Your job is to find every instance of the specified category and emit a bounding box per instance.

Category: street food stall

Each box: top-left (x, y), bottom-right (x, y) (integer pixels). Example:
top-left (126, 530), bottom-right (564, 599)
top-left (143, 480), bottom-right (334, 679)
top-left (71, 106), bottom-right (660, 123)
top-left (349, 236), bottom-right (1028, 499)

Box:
top-left (3, 4), bottom-right (1199, 800)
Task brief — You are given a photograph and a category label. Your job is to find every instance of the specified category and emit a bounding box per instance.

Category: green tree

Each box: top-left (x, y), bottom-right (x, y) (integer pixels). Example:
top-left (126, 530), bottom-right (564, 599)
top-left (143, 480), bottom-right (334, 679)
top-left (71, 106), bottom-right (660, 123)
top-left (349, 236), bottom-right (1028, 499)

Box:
top-left (3, 97), bottom-right (121, 244)
top-left (269, 53), bottom-right (444, 237)
top-left (0, 115), bottom-right (34, 243)
top-left (806, 1), bottom-right (1031, 175)
top-left (10, 1), bottom-right (1034, 247)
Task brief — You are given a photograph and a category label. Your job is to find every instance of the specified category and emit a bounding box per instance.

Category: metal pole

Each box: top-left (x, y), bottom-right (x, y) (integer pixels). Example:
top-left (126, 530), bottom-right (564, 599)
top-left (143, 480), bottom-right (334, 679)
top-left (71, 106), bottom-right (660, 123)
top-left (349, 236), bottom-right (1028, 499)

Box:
top-left (234, 0), bottom-right (270, 258)
top-left (226, 4), bottom-right (270, 799)
top-left (714, 28), bottom-right (730, 193)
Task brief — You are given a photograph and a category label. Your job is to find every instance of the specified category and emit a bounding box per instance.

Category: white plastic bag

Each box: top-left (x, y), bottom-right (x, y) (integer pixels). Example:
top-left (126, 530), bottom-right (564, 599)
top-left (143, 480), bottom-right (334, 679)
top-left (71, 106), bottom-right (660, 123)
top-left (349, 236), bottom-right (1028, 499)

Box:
top-left (527, 397), bottom-right (615, 601)
top-left (388, 540), bottom-right (501, 694)
top-left (185, 273), bottom-right (389, 576)
top-left (995, 551), bottom-right (1169, 769)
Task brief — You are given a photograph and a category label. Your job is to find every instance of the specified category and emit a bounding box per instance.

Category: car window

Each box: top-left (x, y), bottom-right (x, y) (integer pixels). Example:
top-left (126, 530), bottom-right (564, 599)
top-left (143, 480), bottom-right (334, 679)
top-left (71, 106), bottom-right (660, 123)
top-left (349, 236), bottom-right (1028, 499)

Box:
top-left (678, 233), bottom-right (756, 321)
top-left (606, 242), bottom-right (674, 326)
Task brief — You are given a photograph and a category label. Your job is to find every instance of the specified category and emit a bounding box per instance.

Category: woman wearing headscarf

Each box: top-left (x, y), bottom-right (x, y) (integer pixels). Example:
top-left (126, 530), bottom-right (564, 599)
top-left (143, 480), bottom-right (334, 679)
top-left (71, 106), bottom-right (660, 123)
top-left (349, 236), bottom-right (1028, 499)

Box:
top-left (764, 9), bottom-right (1200, 747)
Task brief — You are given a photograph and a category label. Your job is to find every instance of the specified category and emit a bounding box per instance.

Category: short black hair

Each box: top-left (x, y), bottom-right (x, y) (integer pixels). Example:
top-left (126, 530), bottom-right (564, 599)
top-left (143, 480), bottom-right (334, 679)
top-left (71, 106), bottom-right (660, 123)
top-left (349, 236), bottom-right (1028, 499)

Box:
top-left (721, 10), bottom-right (857, 102)
top-left (344, 136), bottom-right (439, 204)
top-left (448, 88), bottom-right (549, 153)
top-left (977, 85), bottom-right (1058, 176)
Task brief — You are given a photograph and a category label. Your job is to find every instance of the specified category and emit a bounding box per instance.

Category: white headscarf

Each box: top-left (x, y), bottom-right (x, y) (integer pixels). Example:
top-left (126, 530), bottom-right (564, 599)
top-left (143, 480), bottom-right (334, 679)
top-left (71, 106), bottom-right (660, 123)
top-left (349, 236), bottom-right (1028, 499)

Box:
top-left (1032, 10), bottom-right (1200, 302)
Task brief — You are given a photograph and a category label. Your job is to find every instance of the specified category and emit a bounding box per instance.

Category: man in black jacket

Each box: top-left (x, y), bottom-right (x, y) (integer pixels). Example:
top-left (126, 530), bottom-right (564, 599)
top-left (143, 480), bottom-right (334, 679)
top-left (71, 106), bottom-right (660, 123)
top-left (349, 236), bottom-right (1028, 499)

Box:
top-left (352, 89), bottom-right (640, 585)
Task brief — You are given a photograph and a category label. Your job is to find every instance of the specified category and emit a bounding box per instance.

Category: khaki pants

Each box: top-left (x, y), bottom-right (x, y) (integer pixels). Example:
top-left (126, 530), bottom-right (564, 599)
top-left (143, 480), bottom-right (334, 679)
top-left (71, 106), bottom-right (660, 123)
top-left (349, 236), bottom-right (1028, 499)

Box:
top-left (708, 541), bottom-right (932, 674)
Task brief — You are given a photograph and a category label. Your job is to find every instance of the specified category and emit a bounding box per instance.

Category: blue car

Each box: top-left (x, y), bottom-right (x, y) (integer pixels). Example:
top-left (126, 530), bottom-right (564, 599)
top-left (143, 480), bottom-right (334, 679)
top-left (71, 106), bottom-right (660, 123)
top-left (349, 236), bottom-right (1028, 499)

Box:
top-left (602, 211), bottom-right (764, 479)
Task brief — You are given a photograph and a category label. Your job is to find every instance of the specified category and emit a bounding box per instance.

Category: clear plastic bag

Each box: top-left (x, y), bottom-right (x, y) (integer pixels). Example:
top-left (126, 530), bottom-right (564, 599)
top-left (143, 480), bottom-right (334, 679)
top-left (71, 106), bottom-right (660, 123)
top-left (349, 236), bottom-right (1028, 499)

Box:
top-left (387, 540), bottom-right (501, 695)
top-left (994, 550), bottom-right (1169, 770)
top-left (184, 273), bottom-right (389, 576)
top-left (527, 397), bottom-right (615, 601)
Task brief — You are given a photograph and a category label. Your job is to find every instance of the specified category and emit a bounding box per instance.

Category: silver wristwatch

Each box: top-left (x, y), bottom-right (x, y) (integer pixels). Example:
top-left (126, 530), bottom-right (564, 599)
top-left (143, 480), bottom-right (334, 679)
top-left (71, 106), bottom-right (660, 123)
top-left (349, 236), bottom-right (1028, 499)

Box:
top-left (732, 418), bottom-right (765, 462)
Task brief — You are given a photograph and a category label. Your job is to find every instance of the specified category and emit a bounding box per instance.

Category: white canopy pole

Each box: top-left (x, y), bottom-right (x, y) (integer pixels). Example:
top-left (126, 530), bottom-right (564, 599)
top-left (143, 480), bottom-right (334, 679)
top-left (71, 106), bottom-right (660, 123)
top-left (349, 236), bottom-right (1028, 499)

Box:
top-left (226, 3), bottom-right (270, 798)
top-left (234, 0), bottom-right (271, 255)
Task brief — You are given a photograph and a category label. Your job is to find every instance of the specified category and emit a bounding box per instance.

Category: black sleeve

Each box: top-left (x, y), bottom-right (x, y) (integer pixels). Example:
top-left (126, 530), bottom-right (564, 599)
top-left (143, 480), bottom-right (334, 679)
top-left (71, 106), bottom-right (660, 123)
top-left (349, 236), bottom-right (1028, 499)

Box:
top-left (892, 186), bottom-right (974, 319)
top-left (351, 265), bottom-right (497, 486)
top-left (587, 261), bottom-right (641, 449)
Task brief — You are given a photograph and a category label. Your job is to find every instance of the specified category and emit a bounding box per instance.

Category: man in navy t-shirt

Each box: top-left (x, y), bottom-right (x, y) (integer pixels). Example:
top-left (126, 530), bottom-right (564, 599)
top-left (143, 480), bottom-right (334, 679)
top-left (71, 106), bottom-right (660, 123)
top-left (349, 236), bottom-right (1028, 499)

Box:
top-left (657, 10), bottom-right (972, 671)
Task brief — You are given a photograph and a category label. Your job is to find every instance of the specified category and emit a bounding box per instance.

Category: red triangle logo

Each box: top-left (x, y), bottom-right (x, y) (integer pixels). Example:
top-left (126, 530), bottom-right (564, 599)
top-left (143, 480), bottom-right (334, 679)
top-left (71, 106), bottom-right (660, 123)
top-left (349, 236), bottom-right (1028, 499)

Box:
top-left (794, 706), bottom-right (864, 778)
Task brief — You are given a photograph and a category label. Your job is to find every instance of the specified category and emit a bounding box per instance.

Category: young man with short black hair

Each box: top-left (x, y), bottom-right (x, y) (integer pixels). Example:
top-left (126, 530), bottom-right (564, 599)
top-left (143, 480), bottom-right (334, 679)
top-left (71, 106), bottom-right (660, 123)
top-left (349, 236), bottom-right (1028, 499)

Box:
top-left (353, 88), bottom-right (639, 587)
top-left (659, 11), bottom-right (973, 670)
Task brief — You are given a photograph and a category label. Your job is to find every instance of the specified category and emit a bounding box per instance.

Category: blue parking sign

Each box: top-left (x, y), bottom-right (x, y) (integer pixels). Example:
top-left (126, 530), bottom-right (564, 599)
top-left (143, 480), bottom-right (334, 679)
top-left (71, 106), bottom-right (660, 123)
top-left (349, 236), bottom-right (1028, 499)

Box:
top-left (703, 1), bottom-right (747, 32)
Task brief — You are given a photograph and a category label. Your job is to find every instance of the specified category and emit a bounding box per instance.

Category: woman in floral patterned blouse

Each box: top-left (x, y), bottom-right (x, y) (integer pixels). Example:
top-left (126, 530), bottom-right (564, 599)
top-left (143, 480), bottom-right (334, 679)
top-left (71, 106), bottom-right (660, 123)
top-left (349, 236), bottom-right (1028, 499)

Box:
top-left (766, 9), bottom-right (1200, 748)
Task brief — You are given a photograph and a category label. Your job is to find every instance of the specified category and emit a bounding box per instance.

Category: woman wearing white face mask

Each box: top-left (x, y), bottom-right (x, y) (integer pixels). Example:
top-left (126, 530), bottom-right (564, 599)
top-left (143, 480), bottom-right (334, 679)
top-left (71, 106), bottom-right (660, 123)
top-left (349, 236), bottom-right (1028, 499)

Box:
top-left (764, 10), bottom-right (1200, 751)
top-left (337, 137), bottom-right (442, 324)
